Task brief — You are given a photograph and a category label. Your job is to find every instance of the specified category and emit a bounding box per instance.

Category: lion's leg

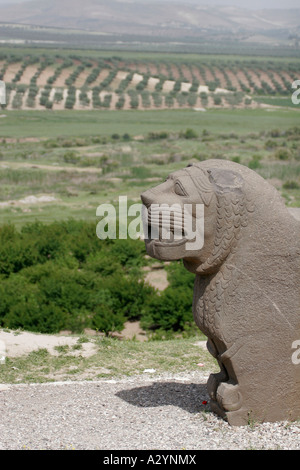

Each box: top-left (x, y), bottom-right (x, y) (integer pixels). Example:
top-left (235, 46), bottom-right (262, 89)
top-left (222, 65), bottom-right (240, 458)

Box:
top-left (205, 339), bottom-right (250, 424)
top-left (205, 338), bottom-right (258, 424)
top-left (208, 333), bottom-right (300, 426)
top-left (205, 338), bottom-right (230, 417)
top-left (206, 338), bottom-right (227, 399)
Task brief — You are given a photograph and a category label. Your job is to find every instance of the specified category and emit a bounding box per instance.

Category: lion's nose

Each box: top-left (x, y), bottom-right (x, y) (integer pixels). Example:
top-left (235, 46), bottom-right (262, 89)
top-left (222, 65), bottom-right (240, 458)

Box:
top-left (140, 190), bottom-right (154, 208)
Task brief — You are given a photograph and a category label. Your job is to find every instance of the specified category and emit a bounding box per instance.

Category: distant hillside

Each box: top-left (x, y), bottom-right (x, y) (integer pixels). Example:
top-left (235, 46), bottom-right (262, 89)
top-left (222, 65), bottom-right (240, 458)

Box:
top-left (0, 0), bottom-right (299, 33)
top-left (0, 0), bottom-right (299, 54)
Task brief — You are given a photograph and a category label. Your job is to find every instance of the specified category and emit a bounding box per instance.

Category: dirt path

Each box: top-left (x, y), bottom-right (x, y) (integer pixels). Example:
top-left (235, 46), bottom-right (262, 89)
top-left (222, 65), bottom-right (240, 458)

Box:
top-left (0, 322), bottom-right (148, 359)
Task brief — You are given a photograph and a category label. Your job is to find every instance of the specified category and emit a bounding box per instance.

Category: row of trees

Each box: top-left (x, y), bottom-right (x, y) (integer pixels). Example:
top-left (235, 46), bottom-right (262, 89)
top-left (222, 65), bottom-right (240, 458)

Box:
top-left (1, 53), bottom-right (298, 96)
top-left (4, 85), bottom-right (250, 110)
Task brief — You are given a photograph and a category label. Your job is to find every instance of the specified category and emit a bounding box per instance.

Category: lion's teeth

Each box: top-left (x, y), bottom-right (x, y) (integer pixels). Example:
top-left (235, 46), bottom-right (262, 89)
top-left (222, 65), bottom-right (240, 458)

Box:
top-left (168, 231), bottom-right (174, 242)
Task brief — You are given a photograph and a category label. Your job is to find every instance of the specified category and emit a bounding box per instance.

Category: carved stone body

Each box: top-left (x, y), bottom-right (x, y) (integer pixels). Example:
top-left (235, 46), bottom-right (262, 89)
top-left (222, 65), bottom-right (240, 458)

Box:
top-left (141, 160), bottom-right (300, 426)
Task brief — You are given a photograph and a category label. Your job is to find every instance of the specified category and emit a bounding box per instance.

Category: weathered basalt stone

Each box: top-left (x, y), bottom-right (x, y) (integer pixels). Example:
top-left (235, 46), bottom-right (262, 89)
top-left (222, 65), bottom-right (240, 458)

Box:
top-left (141, 160), bottom-right (300, 426)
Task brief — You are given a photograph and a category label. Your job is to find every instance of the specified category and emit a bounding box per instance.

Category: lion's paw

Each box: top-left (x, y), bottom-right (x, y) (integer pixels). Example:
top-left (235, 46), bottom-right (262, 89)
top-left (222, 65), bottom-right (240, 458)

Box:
top-left (216, 381), bottom-right (242, 412)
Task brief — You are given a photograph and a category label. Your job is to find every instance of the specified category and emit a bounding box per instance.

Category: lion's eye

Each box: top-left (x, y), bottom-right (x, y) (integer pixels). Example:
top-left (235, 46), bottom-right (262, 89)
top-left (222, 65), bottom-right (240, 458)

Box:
top-left (174, 182), bottom-right (187, 196)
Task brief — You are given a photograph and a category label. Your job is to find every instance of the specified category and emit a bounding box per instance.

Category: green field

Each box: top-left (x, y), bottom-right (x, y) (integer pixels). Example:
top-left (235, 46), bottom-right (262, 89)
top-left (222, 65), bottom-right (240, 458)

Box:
top-left (0, 108), bottom-right (299, 139)
top-left (254, 96), bottom-right (299, 108)
top-left (0, 108), bottom-right (299, 229)
top-left (1, 46), bottom-right (300, 63)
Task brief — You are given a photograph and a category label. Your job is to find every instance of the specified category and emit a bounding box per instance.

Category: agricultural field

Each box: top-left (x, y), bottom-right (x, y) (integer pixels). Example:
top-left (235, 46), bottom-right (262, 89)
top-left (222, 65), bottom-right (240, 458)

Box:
top-left (0, 49), bottom-right (300, 112)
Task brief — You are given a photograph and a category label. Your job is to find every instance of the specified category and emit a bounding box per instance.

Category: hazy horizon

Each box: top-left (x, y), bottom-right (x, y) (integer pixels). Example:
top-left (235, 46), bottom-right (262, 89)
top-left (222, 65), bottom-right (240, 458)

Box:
top-left (0, 0), bottom-right (299, 8)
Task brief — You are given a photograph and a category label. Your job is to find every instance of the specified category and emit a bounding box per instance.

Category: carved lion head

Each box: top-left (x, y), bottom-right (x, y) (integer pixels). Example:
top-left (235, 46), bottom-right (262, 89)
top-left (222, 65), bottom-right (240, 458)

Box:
top-left (141, 160), bottom-right (256, 275)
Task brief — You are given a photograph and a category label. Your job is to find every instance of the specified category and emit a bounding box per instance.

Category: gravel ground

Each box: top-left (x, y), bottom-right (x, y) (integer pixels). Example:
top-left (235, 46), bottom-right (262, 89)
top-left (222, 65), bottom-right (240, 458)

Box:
top-left (0, 371), bottom-right (299, 451)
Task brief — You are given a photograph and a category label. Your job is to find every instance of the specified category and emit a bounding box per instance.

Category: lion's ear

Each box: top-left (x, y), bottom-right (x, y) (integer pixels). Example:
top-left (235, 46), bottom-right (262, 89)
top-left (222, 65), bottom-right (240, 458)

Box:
top-left (208, 169), bottom-right (244, 195)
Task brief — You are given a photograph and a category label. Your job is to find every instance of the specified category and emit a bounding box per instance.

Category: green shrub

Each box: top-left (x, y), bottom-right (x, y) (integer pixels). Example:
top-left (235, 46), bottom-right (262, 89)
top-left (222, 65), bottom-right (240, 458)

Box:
top-left (91, 289), bottom-right (125, 333)
top-left (264, 140), bottom-right (278, 150)
top-left (141, 261), bottom-right (194, 333)
top-left (165, 94), bottom-right (174, 108)
top-left (147, 131), bottom-right (169, 140)
top-left (0, 221), bottom-right (159, 335)
top-left (282, 180), bottom-right (300, 190)
top-left (207, 81), bottom-right (218, 92)
top-left (155, 79), bottom-right (164, 92)
top-left (173, 80), bottom-right (181, 93)
top-left (116, 95), bottom-right (125, 109)
top-left (187, 93), bottom-right (197, 107)
top-left (248, 155), bottom-right (262, 169)
top-left (63, 150), bottom-right (80, 164)
top-left (0, 220), bottom-right (200, 336)
top-left (274, 148), bottom-right (290, 161)
top-left (183, 128), bottom-right (198, 139)
top-left (213, 95), bottom-right (222, 106)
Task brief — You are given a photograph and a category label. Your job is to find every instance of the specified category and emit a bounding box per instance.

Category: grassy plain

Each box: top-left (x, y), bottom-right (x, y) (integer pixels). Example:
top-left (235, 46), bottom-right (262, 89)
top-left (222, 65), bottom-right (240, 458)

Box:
top-left (2, 46), bottom-right (300, 63)
top-left (0, 107), bottom-right (299, 228)
top-left (0, 108), bottom-right (299, 138)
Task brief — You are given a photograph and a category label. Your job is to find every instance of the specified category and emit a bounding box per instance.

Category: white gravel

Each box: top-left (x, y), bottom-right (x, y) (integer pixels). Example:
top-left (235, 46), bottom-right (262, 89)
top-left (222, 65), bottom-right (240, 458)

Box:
top-left (0, 371), bottom-right (299, 450)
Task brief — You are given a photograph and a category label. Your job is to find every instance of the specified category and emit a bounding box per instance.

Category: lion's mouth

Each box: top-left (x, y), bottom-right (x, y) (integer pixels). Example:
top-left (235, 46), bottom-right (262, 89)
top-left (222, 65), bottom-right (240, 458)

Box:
top-left (145, 223), bottom-right (188, 247)
top-left (144, 208), bottom-right (188, 247)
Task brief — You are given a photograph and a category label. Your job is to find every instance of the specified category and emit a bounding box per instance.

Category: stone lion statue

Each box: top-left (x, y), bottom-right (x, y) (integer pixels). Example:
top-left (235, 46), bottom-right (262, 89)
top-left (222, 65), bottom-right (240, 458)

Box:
top-left (141, 159), bottom-right (300, 426)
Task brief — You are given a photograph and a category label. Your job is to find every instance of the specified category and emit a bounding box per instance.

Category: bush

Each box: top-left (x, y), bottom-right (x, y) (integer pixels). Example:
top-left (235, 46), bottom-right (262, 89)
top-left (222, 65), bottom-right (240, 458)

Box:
top-left (274, 148), bottom-right (290, 161)
top-left (116, 95), bottom-right (125, 109)
top-left (213, 95), bottom-right (222, 106)
top-left (91, 289), bottom-right (125, 333)
top-left (141, 261), bottom-right (194, 333)
top-left (0, 220), bottom-right (201, 336)
top-left (269, 129), bottom-right (281, 138)
top-left (189, 80), bottom-right (199, 93)
top-left (248, 155), bottom-right (262, 169)
top-left (183, 128), bottom-right (198, 139)
top-left (147, 131), bottom-right (169, 140)
top-left (165, 94), bottom-right (174, 108)
top-left (155, 79), bottom-right (164, 92)
top-left (187, 93), bottom-right (197, 107)
top-left (63, 150), bottom-right (80, 164)
top-left (282, 180), bottom-right (300, 190)
top-left (173, 80), bottom-right (181, 93)
top-left (264, 140), bottom-right (278, 150)
top-left (0, 221), bottom-right (161, 335)
top-left (207, 81), bottom-right (218, 92)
